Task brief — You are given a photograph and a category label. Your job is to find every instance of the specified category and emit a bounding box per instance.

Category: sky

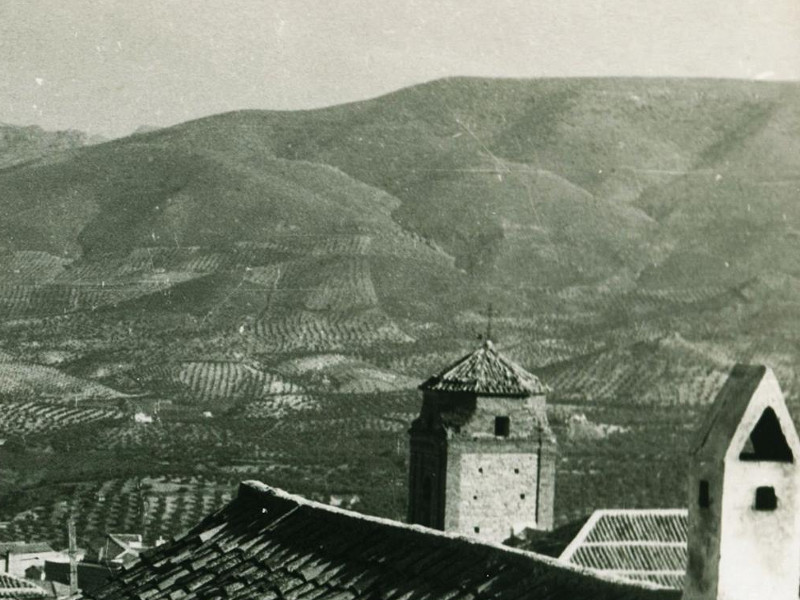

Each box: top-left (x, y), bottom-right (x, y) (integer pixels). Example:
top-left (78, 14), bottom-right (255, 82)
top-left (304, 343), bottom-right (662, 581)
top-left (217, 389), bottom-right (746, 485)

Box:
top-left (1, 0), bottom-right (799, 137)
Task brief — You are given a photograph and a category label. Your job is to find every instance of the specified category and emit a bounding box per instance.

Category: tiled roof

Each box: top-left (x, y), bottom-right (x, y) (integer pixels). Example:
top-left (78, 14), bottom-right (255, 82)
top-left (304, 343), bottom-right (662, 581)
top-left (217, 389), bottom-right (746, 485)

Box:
top-left (84, 481), bottom-right (679, 600)
top-left (420, 340), bottom-right (549, 396)
top-left (559, 509), bottom-right (688, 590)
top-left (0, 573), bottom-right (49, 598)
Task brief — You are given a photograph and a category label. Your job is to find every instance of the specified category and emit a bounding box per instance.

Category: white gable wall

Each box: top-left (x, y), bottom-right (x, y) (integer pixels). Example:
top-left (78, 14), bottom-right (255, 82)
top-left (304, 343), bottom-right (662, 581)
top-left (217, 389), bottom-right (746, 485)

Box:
top-left (717, 460), bottom-right (800, 600)
top-left (717, 371), bottom-right (800, 600)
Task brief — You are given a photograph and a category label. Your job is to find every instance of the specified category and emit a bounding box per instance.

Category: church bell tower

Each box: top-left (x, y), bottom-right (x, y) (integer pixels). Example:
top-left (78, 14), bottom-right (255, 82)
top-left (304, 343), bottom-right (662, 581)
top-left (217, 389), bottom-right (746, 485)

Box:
top-left (684, 364), bottom-right (800, 600)
top-left (408, 340), bottom-right (557, 543)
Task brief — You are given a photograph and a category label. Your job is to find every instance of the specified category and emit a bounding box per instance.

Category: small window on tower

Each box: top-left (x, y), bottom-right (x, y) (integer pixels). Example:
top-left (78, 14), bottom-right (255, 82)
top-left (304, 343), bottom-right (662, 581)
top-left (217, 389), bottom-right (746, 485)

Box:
top-left (755, 486), bottom-right (777, 511)
top-left (698, 480), bottom-right (710, 508)
top-left (474, 526), bottom-right (480, 534)
top-left (494, 416), bottom-right (510, 437)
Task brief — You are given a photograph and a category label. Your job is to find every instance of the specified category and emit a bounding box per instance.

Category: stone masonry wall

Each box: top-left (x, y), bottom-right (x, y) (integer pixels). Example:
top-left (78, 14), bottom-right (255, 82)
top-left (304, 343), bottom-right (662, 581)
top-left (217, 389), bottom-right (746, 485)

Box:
top-left (445, 436), bottom-right (553, 543)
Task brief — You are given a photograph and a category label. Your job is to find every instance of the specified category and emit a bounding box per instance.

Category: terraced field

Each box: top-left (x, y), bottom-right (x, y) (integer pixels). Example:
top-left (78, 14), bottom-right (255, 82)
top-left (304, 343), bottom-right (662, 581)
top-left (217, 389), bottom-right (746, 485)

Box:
top-left (0, 251), bottom-right (68, 284)
top-left (0, 401), bottom-right (123, 436)
top-left (251, 309), bottom-right (414, 352)
top-left (0, 279), bottom-right (205, 319)
top-left (541, 336), bottom-right (733, 405)
top-left (0, 362), bottom-right (124, 400)
top-left (176, 361), bottom-right (302, 403)
top-left (242, 264), bottom-right (283, 287)
top-left (276, 354), bottom-right (418, 394)
top-left (94, 421), bottom-right (230, 453)
top-left (235, 234), bottom-right (372, 258)
top-left (120, 247), bottom-right (227, 274)
top-left (0, 477), bottom-right (235, 547)
top-left (240, 394), bottom-right (317, 419)
top-left (304, 258), bottom-right (378, 311)
top-left (0, 246), bottom-right (235, 319)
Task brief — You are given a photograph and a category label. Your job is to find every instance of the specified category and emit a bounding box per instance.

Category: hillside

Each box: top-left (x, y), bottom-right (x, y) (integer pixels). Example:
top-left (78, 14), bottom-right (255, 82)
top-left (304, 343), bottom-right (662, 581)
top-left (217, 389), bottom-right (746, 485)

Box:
top-left (0, 77), bottom-right (799, 545)
top-left (0, 123), bottom-right (103, 169)
top-left (2, 79), bottom-right (799, 288)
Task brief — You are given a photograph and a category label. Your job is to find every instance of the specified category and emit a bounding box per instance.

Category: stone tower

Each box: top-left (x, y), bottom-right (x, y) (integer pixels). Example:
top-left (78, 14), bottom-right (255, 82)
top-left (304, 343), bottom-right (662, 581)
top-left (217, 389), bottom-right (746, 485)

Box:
top-left (407, 340), bottom-right (556, 543)
top-left (684, 364), bottom-right (800, 600)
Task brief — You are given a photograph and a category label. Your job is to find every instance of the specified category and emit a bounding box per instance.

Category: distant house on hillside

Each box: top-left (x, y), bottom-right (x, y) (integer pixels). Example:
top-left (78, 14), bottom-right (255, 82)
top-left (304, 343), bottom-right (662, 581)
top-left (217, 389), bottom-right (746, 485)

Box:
top-left (84, 533), bottom-right (146, 566)
top-left (0, 542), bottom-right (65, 578)
top-left (133, 412), bottom-right (153, 424)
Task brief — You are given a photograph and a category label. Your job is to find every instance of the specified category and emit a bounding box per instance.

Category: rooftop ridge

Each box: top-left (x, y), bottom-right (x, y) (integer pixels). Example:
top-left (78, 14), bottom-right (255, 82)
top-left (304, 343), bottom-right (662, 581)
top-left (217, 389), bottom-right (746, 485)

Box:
top-left (692, 363), bottom-right (767, 456)
top-left (238, 480), bottom-right (670, 591)
top-left (590, 508), bottom-right (688, 517)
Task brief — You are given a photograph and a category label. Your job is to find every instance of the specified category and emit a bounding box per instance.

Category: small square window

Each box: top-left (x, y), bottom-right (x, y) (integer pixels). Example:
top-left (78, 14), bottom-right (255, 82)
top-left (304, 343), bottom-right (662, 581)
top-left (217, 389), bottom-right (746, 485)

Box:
top-left (520, 493), bottom-right (526, 500)
top-left (514, 468), bottom-right (519, 474)
top-left (698, 480), bottom-right (710, 508)
top-left (495, 416), bottom-right (510, 437)
top-left (474, 526), bottom-right (480, 533)
top-left (755, 486), bottom-right (777, 511)
top-left (478, 467), bottom-right (483, 474)
top-left (473, 495), bottom-right (478, 500)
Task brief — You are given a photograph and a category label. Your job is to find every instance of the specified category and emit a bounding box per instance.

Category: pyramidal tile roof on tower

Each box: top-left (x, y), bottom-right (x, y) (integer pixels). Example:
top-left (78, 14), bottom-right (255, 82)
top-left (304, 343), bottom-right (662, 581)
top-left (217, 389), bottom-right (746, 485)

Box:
top-left (82, 481), bottom-right (679, 600)
top-left (419, 339), bottom-right (549, 396)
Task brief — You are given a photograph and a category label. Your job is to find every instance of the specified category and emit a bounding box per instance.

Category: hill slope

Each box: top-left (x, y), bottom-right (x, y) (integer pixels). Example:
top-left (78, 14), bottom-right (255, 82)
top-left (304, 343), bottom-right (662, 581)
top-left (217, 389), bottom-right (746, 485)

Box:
top-left (1, 77), bottom-right (800, 542)
top-left (0, 123), bottom-right (103, 169)
top-left (0, 76), bottom-right (798, 395)
top-left (2, 79), bottom-right (799, 290)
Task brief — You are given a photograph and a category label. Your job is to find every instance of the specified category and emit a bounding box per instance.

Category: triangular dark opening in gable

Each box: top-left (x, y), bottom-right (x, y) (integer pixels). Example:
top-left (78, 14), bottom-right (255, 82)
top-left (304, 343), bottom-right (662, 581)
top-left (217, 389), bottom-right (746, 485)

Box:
top-left (739, 407), bottom-right (794, 462)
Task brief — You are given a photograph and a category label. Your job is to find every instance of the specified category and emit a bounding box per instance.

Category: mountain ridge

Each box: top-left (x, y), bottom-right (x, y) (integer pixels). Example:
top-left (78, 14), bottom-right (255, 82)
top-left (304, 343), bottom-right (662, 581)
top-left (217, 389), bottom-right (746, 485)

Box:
top-left (8, 78), bottom-right (798, 261)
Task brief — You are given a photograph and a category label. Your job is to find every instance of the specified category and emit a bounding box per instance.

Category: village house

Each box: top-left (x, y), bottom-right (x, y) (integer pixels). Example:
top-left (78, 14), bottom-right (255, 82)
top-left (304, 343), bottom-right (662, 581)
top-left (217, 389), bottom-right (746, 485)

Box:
top-left (41, 532), bottom-right (148, 595)
top-left (133, 412), bottom-right (154, 424)
top-left (76, 358), bottom-right (799, 600)
top-left (84, 533), bottom-right (146, 566)
top-left (0, 542), bottom-right (66, 579)
top-left (43, 559), bottom-right (121, 596)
